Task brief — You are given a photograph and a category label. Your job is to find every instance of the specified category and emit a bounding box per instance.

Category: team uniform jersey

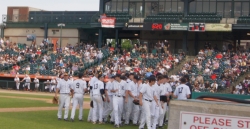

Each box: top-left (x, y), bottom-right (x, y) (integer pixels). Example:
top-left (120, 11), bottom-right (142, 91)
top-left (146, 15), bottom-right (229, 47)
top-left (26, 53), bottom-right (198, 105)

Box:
top-left (173, 84), bottom-right (191, 100)
top-left (14, 77), bottom-right (20, 83)
top-left (57, 79), bottom-right (72, 94)
top-left (127, 81), bottom-right (138, 97)
top-left (153, 83), bottom-right (162, 100)
top-left (140, 83), bottom-right (156, 101)
top-left (105, 81), bottom-right (113, 96)
top-left (112, 80), bottom-right (127, 96)
top-left (89, 76), bottom-right (98, 87)
top-left (72, 79), bottom-right (87, 94)
top-left (92, 80), bottom-right (104, 95)
top-left (24, 77), bottom-right (31, 83)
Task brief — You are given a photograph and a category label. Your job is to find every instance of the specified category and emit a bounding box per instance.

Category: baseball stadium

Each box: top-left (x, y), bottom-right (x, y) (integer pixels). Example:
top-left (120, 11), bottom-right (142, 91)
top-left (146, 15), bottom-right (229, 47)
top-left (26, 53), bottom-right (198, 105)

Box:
top-left (0, 0), bottom-right (250, 129)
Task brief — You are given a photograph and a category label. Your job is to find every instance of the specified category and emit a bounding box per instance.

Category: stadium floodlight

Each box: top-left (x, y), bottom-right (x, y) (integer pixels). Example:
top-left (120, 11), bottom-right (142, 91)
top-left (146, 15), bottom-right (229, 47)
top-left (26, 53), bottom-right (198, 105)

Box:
top-left (57, 23), bottom-right (65, 49)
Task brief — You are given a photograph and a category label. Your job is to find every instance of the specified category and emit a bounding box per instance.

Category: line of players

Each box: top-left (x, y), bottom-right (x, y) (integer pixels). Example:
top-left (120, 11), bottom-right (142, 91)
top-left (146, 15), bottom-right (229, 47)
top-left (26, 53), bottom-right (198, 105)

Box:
top-left (14, 74), bottom-right (72, 92)
top-left (87, 72), bottom-right (191, 129)
top-left (54, 71), bottom-right (191, 129)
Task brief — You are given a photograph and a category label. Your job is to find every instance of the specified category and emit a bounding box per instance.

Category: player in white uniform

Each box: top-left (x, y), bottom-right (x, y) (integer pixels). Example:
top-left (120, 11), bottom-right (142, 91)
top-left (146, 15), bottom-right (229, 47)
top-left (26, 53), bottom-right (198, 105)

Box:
top-left (87, 72), bottom-right (99, 122)
top-left (173, 77), bottom-right (191, 100)
top-left (44, 80), bottom-right (51, 92)
top-left (14, 75), bottom-right (20, 90)
top-left (50, 78), bottom-right (56, 92)
top-left (70, 73), bottom-right (87, 122)
top-left (103, 76), bottom-right (115, 123)
top-left (33, 78), bottom-right (39, 92)
top-left (123, 73), bottom-right (134, 120)
top-left (151, 75), bottom-right (165, 129)
top-left (139, 76), bottom-right (159, 129)
top-left (158, 75), bottom-right (172, 128)
top-left (21, 75), bottom-right (31, 90)
top-left (92, 74), bottom-right (105, 124)
top-left (125, 75), bottom-right (140, 125)
top-left (111, 74), bottom-right (127, 128)
top-left (55, 73), bottom-right (72, 121)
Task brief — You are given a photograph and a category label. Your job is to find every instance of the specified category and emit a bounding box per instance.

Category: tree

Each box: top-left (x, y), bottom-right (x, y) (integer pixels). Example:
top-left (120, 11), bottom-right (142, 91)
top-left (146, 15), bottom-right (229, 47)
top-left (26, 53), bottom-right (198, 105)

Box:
top-left (121, 39), bottom-right (133, 51)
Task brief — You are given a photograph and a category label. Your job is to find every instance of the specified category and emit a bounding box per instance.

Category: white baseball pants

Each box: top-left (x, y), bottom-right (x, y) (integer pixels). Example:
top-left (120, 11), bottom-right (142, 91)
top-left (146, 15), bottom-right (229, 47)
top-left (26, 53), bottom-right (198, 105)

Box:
top-left (92, 95), bottom-right (103, 122)
top-left (24, 83), bottom-right (30, 90)
top-left (16, 83), bottom-right (20, 90)
top-left (57, 94), bottom-right (70, 119)
top-left (139, 100), bottom-right (152, 129)
top-left (103, 95), bottom-right (113, 121)
top-left (125, 97), bottom-right (139, 124)
top-left (152, 100), bottom-right (162, 129)
top-left (70, 94), bottom-right (84, 120)
top-left (87, 91), bottom-right (93, 121)
top-left (158, 102), bottom-right (167, 126)
top-left (113, 96), bottom-right (124, 125)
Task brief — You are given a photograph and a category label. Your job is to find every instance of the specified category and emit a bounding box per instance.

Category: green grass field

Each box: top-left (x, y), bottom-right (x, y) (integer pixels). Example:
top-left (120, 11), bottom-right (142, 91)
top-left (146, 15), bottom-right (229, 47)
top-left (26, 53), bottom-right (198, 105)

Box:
top-left (0, 92), bottom-right (91, 101)
top-left (0, 92), bottom-right (168, 129)
top-left (0, 110), bottom-right (150, 129)
top-left (0, 97), bottom-right (57, 108)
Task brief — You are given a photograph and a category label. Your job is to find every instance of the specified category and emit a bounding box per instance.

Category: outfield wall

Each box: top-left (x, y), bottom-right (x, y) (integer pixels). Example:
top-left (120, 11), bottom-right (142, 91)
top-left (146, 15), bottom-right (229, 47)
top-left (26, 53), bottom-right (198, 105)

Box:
top-left (168, 100), bottom-right (250, 129)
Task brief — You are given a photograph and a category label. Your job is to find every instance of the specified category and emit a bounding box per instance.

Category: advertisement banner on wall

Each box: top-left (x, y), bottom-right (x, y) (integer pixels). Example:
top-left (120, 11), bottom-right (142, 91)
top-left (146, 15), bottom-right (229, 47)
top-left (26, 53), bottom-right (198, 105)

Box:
top-left (124, 23), bottom-right (144, 30)
top-left (189, 23), bottom-right (205, 32)
top-left (143, 23), bottom-right (164, 30)
top-left (101, 17), bottom-right (116, 28)
top-left (205, 24), bottom-right (232, 31)
top-left (164, 23), bottom-right (188, 30)
top-left (27, 34), bottom-right (36, 41)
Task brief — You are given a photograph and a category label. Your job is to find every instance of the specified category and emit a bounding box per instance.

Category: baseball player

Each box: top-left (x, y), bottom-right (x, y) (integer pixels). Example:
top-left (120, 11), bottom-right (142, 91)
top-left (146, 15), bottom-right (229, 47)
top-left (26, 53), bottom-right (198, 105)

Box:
top-left (158, 75), bottom-right (172, 127)
top-left (14, 75), bottom-right (20, 90)
top-left (139, 76), bottom-right (159, 129)
top-left (33, 77), bottom-right (39, 92)
top-left (92, 74), bottom-right (105, 124)
top-left (70, 73), bottom-right (87, 122)
top-left (44, 80), bottom-right (51, 92)
top-left (173, 77), bottom-right (191, 100)
top-left (51, 78), bottom-right (56, 92)
top-left (55, 73), bottom-right (72, 121)
top-left (111, 74), bottom-right (127, 128)
top-left (123, 73), bottom-right (134, 120)
top-left (21, 74), bottom-right (31, 91)
top-left (87, 72), bottom-right (99, 122)
top-left (151, 75), bottom-right (165, 129)
top-left (103, 76), bottom-right (115, 123)
top-left (125, 75), bottom-right (140, 125)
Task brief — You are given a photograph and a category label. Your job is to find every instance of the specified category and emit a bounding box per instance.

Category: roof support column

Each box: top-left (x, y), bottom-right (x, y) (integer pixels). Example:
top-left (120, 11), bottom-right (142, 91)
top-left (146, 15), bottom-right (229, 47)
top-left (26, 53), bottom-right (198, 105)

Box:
top-left (98, 28), bottom-right (103, 48)
top-left (44, 23), bottom-right (48, 39)
top-left (183, 0), bottom-right (189, 16)
top-left (182, 31), bottom-right (188, 54)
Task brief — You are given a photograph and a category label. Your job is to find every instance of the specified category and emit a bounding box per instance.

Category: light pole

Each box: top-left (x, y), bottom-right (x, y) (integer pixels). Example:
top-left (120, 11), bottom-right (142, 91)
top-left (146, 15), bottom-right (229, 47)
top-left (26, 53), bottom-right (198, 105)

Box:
top-left (57, 23), bottom-right (65, 49)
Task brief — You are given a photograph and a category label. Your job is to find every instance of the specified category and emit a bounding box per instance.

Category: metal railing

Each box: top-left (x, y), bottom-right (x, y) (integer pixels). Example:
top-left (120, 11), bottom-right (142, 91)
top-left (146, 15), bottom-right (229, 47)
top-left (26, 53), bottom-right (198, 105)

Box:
top-left (2, 14), bottom-right (100, 23)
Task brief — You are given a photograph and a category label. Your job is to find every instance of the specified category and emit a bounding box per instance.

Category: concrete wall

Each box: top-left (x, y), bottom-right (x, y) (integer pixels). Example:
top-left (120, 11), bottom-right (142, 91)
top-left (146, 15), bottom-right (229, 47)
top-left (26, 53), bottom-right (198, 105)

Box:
top-left (168, 100), bottom-right (250, 129)
top-left (4, 28), bottom-right (79, 46)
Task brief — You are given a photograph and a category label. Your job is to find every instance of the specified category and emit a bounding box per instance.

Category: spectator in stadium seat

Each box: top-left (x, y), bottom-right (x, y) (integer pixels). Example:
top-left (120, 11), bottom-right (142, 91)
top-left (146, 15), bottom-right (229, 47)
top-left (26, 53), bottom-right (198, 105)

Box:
top-left (196, 74), bottom-right (204, 84)
top-left (210, 81), bottom-right (218, 93)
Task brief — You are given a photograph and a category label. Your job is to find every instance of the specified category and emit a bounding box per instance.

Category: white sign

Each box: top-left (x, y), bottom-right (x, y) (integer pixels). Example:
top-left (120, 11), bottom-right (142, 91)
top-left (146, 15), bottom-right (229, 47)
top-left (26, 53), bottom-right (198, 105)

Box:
top-left (101, 17), bottom-right (116, 28)
top-left (180, 112), bottom-right (250, 129)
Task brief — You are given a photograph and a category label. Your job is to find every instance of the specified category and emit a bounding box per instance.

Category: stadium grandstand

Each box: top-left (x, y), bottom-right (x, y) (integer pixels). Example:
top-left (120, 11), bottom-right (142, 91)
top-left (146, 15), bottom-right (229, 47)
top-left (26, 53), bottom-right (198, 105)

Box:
top-left (0, 0), bottom-right (250, 96)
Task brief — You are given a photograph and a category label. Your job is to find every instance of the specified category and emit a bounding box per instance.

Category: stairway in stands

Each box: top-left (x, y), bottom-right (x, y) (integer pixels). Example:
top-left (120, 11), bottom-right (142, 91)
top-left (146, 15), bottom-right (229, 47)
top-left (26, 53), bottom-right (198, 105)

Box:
top-left (168, 56), bottom-right (196, 76)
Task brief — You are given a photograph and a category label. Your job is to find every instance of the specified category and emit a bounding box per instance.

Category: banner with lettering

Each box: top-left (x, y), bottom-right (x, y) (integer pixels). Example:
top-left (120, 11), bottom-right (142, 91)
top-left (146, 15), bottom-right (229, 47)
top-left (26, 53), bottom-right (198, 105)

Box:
top-left (164, 23), bottom-right (188, 30)
top-left (101, 17), bottom-right (116, 28)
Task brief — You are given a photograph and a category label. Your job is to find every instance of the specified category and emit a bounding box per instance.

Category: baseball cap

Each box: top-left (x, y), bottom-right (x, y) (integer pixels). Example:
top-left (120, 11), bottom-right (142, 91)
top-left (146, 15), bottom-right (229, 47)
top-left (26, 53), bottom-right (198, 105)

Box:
top-left (115, 74), bottom-right (121, 78)
top-left (164, 75), bottom-right (169, 79)
top-left (134, 75), bottom-right (141, 80)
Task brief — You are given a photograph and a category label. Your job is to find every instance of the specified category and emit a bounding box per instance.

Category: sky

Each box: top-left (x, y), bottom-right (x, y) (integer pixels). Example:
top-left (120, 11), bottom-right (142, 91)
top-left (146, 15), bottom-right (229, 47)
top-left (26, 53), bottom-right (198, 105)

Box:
top-left (0, 0), bottom-right (100, 22)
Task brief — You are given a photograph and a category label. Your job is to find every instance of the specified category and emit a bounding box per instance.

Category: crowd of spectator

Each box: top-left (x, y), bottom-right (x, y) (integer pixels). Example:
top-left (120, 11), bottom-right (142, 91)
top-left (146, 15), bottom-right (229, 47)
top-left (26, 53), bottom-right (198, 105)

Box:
top-left (2, 39), bottom-right (250, 95)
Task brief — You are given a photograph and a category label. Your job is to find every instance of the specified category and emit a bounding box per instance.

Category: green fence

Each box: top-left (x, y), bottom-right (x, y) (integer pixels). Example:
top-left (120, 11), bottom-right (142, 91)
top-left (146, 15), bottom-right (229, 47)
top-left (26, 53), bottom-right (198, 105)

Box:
top-left (0, 80), bottom-right (51, 92)
top-left (192, 92), bottom-right (250, 100)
